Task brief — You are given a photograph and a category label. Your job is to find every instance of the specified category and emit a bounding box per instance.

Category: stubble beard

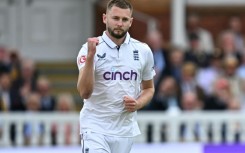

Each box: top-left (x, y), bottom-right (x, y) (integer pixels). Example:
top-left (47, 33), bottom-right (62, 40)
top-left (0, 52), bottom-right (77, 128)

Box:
top-left (108, 27), bottom-right (128, 39)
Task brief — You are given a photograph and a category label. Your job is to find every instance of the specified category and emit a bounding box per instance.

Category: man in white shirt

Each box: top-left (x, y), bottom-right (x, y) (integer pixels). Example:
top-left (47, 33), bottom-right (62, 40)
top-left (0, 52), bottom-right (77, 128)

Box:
top-left (76, 0), bottom-right (155, 153)
top-left (185, 13), bottom-right (214, 53)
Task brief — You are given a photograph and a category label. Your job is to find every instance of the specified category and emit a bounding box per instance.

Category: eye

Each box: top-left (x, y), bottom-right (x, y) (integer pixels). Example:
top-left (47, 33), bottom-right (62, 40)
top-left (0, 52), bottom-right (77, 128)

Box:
top-left (113, 16), bottom-right (120, 21)
top-left (122, 18), bottom-right (129, 22)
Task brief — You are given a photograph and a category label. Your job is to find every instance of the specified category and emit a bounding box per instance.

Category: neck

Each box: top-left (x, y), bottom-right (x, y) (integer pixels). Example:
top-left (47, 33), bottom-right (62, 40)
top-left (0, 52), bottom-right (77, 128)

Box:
top-left (105, 31), bottom-right (126, 46)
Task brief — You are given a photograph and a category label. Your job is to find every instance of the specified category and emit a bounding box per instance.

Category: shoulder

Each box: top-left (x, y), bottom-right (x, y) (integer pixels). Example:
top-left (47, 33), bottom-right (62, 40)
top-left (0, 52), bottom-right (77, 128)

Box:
top-left (129, 38), bottom-right (151, 52)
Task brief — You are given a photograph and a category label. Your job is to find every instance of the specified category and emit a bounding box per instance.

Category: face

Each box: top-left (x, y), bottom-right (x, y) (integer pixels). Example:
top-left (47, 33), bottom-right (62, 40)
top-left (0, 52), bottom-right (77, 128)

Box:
top-left (0, 73), bottom-right (11, 90)
top-left (170, 50), bottom-right (184, 66)
top-left (230, 17), bottom-right (241, 32)
top-left (187, 16), bottom-right (199, 30)
top-left (103, 6), bottom-right (133, 39)
top-left (222, 33), bottom-right (235, 47)
top-left (159, 78), bottom-right (177, 97)
top-left (181, 92), bottom-right (198, 111)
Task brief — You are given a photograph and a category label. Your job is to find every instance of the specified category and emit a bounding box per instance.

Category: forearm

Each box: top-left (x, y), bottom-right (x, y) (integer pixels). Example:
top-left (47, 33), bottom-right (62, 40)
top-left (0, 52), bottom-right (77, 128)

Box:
top-left (136, 87), bottom-right (155, 110)
top-left (77, 56), bottom-right (94, 99)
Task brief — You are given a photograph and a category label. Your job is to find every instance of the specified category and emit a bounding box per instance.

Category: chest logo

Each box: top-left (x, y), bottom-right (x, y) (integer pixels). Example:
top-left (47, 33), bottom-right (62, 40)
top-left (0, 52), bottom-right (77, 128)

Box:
top-left (133, 50), bottom-right (139, 61)
top-left (97, 53), bottom-right (106, 60)
top-left (79, 55), bottom-right (86, 64)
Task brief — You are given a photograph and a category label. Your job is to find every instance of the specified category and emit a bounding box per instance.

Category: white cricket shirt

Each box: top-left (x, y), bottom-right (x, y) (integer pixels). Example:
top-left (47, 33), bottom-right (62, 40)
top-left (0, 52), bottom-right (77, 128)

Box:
top-left (77, 31), bottom-right (155, 137)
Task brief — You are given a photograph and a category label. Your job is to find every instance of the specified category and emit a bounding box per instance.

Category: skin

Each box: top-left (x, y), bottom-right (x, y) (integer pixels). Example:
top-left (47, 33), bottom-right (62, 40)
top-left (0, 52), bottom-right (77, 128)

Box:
top-left (77, 6), bottom-right (155, 112)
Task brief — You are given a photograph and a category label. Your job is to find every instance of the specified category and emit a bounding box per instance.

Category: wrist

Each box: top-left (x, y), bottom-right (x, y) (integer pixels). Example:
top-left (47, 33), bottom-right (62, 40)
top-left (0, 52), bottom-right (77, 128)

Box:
top-left (87, 53), bottom-right (95, 59)
top-left (136, 100), bottom-right (143, 110)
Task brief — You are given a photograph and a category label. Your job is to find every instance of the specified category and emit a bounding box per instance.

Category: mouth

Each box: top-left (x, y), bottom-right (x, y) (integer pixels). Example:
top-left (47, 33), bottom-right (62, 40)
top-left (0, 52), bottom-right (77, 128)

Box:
top-left (114, 29), bottom-right (123, 32)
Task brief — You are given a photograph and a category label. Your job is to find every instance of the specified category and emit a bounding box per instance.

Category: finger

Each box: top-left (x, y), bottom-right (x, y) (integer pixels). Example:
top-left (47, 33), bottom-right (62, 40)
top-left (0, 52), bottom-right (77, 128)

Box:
top-left (91, 38), bottom-right (99, 44)
top-left (125, 102), bottom-right (135, 106)
top-left (124, 101), bottom-right (133, 107)
top-left (125, 106), bottom-right (133, 112)
top-left (94, 38), bottom-right (99, 44)
top-left (126, 107), bottom-right (135, 112)
top-left (123, 95), bottom-right (132, 101)
top-left (91, 42), bottom-right (97, 47)
top-left (125, 104), bottom-right (136, 111)
top-left (88, 38), bottom-right (99, 44)
top-left (123, 95), bottom-right (128, 100)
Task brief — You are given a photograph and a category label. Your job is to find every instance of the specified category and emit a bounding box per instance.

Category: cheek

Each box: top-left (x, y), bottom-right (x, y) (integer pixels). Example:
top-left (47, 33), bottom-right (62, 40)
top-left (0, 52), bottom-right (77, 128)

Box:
top-left (106, 20), bottom-right (115, 27)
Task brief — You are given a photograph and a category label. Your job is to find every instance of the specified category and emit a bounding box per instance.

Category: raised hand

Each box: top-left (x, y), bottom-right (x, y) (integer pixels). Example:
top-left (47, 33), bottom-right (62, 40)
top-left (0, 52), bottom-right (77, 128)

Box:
top-left (87, 37), bottom-right (99, 57)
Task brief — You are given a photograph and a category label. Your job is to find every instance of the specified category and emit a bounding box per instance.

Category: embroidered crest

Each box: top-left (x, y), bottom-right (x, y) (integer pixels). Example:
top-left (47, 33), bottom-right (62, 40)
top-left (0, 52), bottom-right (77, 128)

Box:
top-left (133, 50), bottom-right (139, 60)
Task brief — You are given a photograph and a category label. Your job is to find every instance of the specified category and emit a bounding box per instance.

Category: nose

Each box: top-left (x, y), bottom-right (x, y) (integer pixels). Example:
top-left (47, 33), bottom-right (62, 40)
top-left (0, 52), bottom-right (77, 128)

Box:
top-left (116, 19), bottom-right (123, 27)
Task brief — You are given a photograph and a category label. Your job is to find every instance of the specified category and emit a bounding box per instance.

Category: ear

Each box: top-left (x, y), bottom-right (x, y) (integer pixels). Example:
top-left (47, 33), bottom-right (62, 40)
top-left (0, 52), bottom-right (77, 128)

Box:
top-left (129, 17), bottom-right (133, 27)
top-left (103, 13), bottom-right (107, 24)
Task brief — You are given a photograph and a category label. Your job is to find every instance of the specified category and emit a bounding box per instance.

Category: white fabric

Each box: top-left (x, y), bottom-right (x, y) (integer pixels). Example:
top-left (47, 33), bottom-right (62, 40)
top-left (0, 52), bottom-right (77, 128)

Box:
top-left (77, 31), bottom-right (155, 137)
top-left (81, 130), bottom-right (133, 153)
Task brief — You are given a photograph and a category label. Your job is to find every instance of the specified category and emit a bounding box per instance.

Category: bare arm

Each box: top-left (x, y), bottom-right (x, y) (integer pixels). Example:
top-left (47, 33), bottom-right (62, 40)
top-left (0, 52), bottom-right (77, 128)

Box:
top-left (124, 79), bottom-right (155, 112)
top-left (77, 38), bottom-right (98, 99)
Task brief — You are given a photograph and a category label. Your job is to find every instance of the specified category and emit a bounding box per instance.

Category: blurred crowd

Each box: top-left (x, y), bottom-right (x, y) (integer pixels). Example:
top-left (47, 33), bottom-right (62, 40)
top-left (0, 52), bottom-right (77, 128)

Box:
top-left (1, 12), bottom-right (245, 145)
top-left (142, 14), bottom-right (245, 143)
top-left (0, 47), bottom-right (77, 146)
top-left (143, 14), bottom-right (245, 114)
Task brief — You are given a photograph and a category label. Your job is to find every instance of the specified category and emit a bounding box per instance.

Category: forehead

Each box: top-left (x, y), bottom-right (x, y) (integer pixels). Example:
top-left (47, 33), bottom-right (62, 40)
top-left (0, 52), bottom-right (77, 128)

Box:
top-left (107, 6), bottom-right (132, 18)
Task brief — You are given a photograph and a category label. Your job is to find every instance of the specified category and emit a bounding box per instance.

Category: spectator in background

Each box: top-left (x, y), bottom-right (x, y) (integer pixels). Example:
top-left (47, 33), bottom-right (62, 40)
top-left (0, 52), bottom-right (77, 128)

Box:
top-left (56, 93), bottom-right (75, 112)
top-left (145, 76), bottom-right (181, 142)
top-left (167, 46), bottom-right (185, 83)
top-left (227, 97), bottom-right (241, 143)
top-left (145, 29), bottom-right (169, 89)
top-left (12, 58), bottom-right (39, 102)
top-left (217, 30), bottom-right (242, 63)
top-left (184, 32), bottom-right (211, 68)
top-left (196, 50), bottom-right (223, 96)
top-left (0, 72), bottom-right (12, 111)
top-left (222, 56), bottom-right (241, 98)
top-left (23, 92), bottom-right (44, 146)
top-left (36, 76), bottom-right (56, 111)
top-left (204, 77), bottom-right (231, 110)
top-left (180, 62), bottom-right (204, 100)
top-left (179, 91), bottom-right (203, 142)
top-left (0, 51), bottom-right (26, 146)
top-left (228, 97), bottom-right (241, 111)
top-left (221, 58), bottom-right (242, 143)
top-left (148, 76), bottom-right (181, 114)
top-left (185, 13), bottom-right (214, 53)
top-left (0, 46), bottom-right (11, 73)
top-left (8, 48), bottom-right (22, 82)
top-left (238, 79), bottom-right (245, 111)
top-left (236, 53), bottom-right (245, 79)
top-left (180, 91), bottom-right (203, 111)
top-left (0, 72), bottom-right (24, 111)
top-left (51, 93), bottom-right (76, 145)
top-left (228, 16), bottom-right (245, 53)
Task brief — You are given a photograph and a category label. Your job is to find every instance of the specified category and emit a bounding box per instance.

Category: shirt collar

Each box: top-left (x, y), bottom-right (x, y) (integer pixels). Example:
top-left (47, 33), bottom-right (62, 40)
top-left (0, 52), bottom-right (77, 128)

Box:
top-left (101, 31), bottom-right (130, 49)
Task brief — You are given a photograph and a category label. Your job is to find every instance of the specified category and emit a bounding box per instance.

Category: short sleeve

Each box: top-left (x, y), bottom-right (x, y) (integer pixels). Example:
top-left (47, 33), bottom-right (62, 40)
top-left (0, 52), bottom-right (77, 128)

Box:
top-left (142, 45), bottom-right (156, 80)
top-left (77, 44), bottom-right (88, 70)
